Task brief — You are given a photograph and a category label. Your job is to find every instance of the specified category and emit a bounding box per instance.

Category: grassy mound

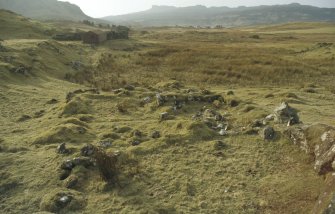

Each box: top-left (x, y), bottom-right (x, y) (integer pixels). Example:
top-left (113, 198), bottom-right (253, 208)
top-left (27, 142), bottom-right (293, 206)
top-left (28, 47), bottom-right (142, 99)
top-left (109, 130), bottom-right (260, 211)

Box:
top-left (61, 97), bottom-right (92, 116)
top-left (33, 124), bottom-right (94, 145)
top-left (39, 188), bottom-right (86, 213)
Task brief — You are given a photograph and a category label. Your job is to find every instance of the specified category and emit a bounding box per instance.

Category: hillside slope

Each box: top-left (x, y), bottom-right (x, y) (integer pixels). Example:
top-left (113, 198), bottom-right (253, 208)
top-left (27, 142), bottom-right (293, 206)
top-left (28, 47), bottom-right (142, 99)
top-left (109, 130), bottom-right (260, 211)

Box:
top-left (0, 0), bottom-right (91, 21)
top-left (103, 3), bottom-right (335, 27)
top-left (0, 10), bottom-right (54, 39)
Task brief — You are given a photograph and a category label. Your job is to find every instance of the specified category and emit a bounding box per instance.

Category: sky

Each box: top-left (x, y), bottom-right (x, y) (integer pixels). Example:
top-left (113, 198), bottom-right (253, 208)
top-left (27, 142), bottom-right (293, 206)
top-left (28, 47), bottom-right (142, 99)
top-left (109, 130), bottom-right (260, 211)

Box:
top-left (59, 0), bottom-right (335, 17)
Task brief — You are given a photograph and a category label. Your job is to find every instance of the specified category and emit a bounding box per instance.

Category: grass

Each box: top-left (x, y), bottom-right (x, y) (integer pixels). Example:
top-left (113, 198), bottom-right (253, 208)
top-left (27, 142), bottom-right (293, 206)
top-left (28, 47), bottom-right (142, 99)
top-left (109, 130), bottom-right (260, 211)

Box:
top-left (0, 10), bottom-right (335, 213)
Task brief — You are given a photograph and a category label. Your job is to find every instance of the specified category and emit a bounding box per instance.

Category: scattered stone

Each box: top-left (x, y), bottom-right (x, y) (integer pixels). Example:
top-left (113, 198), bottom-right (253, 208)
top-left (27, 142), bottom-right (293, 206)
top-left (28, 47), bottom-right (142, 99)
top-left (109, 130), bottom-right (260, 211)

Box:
top-left (80, 144), bottom-right (95, 156)
top-left (262, 126), bottom-right (275, 140)
top-left (160, 112), bottom-right (169, 121)
top-left (17, 115), bottom-right (31, 122)
top-left (151, 131), bottom-right (161, 139)
top-left (324, 193), bottom-right (335, 214)
top-left (251, 119), bottom-right (265, 128)
top-left (70, 61), bottom-right (83, 70)
top-left (156, 93), bottom-right (165, 106)
top-left (219, 129), bottom-right (227, 136)
top-left (132, 140), bottom-right (141, 146)
top-left (314, 129), bottom-right (335, 174)
top-left (230, 99), bottom-right (239, 107)
top-left (76, 126), bottom-right (86, 134)
top-left (142, 96), bottom-right (152, 104)
top-left (46, 99), bottom-right (58, 104)
top-left (201, 89), bottom-right (211, 95)
top-left (12, 66), bottom-right (30, 75)
top-left (203, 109), bottom-right (223, 122)
top-left (59, 195), bottom-right (72, 206)
top-left (72, 157), bottom-right (94, 168)
top-left (64, 175), bottom-right (78, 189)
top-left (57, 143), bottom-right (70, 154)
top-left (133, 130), bottom-right (142, 137)
top-left (61, 160), bottom-right (75, 170)
top-left (274, 102), bottom-right (299, 124)
top-left (60, 157), bottom-right (93, 170)
top-left (99, 140), bottom-right (112, 148)
top-left (265, 114), bottom-right (275, 122)
top-left (59, 170), bottom-right (71, 180)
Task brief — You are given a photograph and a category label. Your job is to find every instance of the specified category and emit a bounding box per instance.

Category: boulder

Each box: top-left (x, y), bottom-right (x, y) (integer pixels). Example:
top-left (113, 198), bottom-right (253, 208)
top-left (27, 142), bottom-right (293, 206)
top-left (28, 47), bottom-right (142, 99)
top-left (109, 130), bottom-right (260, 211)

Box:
top-left (314, 130), bottom-right (335, 174)
top-left (285, 124), bottom-right (335, 174)
top-left (274, 102), bottom-right (299, 124)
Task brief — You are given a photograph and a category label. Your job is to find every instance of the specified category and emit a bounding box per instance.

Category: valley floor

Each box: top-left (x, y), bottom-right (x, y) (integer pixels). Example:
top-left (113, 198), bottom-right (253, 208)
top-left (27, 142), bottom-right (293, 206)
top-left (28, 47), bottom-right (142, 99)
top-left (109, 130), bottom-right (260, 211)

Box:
top-left (1, 21), bottom-right (335, 214)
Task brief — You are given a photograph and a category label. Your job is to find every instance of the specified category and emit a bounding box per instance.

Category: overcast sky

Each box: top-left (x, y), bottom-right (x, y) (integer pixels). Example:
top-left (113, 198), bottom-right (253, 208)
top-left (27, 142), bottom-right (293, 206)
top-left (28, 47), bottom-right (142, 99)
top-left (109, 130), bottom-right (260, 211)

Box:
top-left (59, 0), bottom-right (335, 17)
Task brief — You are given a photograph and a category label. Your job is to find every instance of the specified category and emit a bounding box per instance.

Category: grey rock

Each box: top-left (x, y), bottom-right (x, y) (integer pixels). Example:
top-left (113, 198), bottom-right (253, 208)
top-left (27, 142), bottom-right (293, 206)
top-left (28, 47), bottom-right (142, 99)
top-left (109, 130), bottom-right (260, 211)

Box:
top-left (133, 130), bottom-right (142, 137)
top-left (64, 175), bottom-right (78, 189)
top-left (72, 157), bottom-right (94, 168)
top-left (314, 129), bottom-right (335, 174)
top-left (156, 93), bottom-right (165, 106)
top-left (57, 143), bottom-right (69, 154)
top-left (263, 126), bottom-right (275, 140)
top-left (230, 99), bottom-right (239, 107)
top-left (160, 112), bottom-right (169, 121)
top-left (59, 170), bottom-right (71, 180)
top-left (274, 102), bottom-right (299, 124)
top-left (58, 195), bottom-right (72, 207)
top-left (324, 192), bottom-right (335, 214)
top-left (60, 160), bottom-right (75, 170)
top-left (99, 140), bottom-right (112, 148)
top-left (132, 140), bottom-right (141, 146)
top-left (80, 144), bottom-right (95, 156)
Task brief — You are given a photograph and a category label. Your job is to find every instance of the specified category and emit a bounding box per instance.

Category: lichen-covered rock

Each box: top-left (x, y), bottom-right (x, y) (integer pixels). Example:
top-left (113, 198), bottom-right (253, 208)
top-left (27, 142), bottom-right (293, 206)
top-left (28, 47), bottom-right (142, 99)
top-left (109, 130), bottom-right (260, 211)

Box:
top-left (285, 124), bottom-right (335, 174)
top-left (314, 130), bottom-right (335, 174)
top-left (285, 126), bottom-right (310, 153)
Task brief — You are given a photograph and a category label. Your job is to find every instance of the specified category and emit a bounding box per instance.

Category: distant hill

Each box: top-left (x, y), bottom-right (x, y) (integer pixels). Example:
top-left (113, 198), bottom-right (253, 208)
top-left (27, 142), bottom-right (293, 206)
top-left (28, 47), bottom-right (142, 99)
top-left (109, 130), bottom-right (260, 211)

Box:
top-left (0, 0), bottom-right (92, 21)
top-left (103, 3), bottom-right (335, 27)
